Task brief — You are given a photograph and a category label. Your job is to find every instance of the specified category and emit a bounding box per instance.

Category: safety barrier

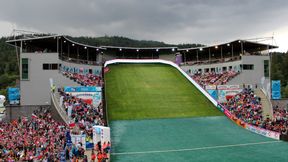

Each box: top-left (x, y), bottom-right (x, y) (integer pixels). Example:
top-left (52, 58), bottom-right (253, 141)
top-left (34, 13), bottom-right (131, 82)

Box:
top-left (50, 92), bottom-right (70, 125)
top-left (104, 59), bottom-right (280, 140)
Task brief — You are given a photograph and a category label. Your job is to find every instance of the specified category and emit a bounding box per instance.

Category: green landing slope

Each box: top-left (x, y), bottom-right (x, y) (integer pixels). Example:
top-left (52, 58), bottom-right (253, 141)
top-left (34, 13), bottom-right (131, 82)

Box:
top-left (105, 64), bottom-right (222, 120)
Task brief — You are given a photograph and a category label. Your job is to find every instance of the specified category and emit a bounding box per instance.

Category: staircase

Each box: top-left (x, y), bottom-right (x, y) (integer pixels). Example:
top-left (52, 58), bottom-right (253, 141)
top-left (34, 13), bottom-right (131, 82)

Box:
top-left (57, 72), bottom-right (81, 87)
top-left (225, 72), bottom-right (244, 85)
top-left (254, 89), bottom-right (273, 119)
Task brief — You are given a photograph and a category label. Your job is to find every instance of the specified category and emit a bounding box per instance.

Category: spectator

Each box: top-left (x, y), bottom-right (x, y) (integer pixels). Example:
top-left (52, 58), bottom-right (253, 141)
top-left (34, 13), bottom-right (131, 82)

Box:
top-left (192, 71), bottom-right (239, 87)
top-left (0, 108), bottom-right (66, 161)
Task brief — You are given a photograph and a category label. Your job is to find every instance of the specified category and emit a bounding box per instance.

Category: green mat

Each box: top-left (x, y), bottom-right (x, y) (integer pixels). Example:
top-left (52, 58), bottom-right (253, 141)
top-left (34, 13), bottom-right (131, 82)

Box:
top-left (105, 64), bottom-right (222, 120)
top-left (110, 116), bottom-right (288, 162)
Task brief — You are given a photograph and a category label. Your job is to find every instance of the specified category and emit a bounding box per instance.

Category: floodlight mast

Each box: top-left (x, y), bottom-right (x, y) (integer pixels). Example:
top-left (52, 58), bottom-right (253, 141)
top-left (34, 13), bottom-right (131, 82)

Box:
top-left (10, 29), bottom-right (57, 39)
top-left (244, 36), bottom-right (274, 43)
top-left (11, 29), bottom-right (20, 74)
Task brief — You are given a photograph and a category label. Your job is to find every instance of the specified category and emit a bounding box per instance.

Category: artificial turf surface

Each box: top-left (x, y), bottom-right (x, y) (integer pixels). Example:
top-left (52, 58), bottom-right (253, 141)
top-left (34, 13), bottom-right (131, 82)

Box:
top-left (105, 63), bottom-right (223, 120)
top-left (110, 116), bottom-right (288, 162)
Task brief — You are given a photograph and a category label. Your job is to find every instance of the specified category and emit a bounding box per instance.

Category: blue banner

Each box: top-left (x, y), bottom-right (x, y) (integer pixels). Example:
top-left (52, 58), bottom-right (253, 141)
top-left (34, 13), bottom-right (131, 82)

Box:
top-left (64, 86), bottom-right (102, 92)
top-left (7, 87), bottom-right (20, 105)
top-left (93, 92), bottom-right (102, 106)
top-left (207, 89), bottom-right (218, 100)
top-left (272, 80), bottom-right (281, 100)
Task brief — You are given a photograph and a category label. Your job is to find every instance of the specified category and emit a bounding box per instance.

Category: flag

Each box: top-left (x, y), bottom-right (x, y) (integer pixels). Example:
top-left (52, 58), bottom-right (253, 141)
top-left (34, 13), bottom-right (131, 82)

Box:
top-left (69, 122), bottom-right (76, 128)
top-left (31, 113), bottom-right (38, 119)
top-left (12, 120), bottom-right (18, 126)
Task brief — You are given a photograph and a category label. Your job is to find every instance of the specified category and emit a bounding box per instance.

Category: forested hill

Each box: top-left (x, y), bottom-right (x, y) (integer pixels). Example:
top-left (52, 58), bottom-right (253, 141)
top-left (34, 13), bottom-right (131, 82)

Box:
top-left (67, 35), bottom-right (203, 48)
top-left (271, 52), bottom-right (288, 97)
top-left (0, 37), bottom-right (18, 96)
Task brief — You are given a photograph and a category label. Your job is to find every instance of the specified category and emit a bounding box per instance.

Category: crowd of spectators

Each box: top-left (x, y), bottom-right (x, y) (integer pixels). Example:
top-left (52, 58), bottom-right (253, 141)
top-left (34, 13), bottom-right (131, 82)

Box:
top-left (0, 69), bottom-right (109, 161)
top-left (62, 71), bottom-right (102, 87)
top-left (90, 141), bottom-right (111, 162)
top-left (59, 89), bottom-right (105, 130)
top-left (59, 69), bottom-right (110, 161)
top-left (192, 70), bottom-right (288, 135)
top-left (0, 108), bottom-right (66, 161)
top-left (223, 88), bottom-right (288, 134)
top-left (270, 105), bottom-right (288, 135)
top-left (192, 71), bottom-right (239, 87)
top-left (224, 88), bottom-right (263, 125)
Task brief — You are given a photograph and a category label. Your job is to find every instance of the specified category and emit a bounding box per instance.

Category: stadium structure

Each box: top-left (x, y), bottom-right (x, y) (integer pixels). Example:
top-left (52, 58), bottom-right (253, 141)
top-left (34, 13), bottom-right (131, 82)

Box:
top-left (6, 35), bottom-right (275, 106)
top-left (5, 33), bottom-right (288, 161)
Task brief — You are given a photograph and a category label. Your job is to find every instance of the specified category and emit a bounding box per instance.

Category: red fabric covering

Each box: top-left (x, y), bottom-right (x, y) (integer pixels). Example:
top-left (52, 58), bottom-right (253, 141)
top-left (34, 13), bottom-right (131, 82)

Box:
top-left (82, 98), bottom-right (93, 105)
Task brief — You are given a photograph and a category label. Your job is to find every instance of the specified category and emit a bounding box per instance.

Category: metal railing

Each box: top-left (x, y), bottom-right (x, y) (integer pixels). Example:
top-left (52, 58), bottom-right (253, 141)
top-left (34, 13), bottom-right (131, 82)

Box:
top-left (59, 56), bottom-right (102, 66)
top-left (182, 56), bottom-right (241, 66)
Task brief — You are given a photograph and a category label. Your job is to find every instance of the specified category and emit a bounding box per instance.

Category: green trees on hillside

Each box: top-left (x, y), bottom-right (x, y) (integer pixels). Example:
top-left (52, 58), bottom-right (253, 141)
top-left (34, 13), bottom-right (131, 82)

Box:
top-left (0, 37), bottom-right (19, 96)
top-left (271, 52), bottom-right (288, 98)
top-left (68, 35), bottom-right (202, 48)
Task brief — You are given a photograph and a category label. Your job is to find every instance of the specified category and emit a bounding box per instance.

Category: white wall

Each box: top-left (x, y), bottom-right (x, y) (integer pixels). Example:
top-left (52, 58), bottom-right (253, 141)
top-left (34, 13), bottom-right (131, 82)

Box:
top-left (20, 53), bottom-right (79, 105)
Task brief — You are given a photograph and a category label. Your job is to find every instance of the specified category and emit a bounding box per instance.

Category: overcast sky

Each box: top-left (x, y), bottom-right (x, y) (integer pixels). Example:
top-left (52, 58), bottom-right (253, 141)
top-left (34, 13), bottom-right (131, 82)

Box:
top-left (0, 0), bottom-right (287, 51)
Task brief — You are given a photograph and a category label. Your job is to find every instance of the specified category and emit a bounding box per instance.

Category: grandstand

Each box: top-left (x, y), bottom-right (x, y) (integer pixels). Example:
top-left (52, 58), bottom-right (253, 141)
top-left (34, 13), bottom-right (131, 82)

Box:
top-left (3, 34), bottom-right (288, 161)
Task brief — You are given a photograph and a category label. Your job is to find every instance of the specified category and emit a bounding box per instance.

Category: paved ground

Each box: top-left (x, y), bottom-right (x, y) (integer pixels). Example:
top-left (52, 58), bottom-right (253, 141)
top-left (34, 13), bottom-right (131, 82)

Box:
top-left (3, 105), bottom-right (42, 122)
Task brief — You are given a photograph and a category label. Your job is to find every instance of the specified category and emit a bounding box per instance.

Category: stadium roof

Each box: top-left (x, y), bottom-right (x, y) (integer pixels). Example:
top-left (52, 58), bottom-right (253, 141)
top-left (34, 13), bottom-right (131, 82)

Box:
top-left (6, 35), bottom-right (177, 51)
top-left (6, 35), bottom-right (106, 50)
top-left (6, 35), bottom-right (277, 53)
top-left (178, 39), bottom-right (278, 53)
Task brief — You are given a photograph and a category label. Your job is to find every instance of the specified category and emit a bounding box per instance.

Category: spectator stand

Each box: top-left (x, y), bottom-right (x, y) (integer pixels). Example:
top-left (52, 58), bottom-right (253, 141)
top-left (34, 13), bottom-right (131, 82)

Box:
top-left (187, 68), bottom-right (282, 140)
top-left (0, 107), bottom-right (67, 161)
top-left (54, 68), bottom-right (111, 161)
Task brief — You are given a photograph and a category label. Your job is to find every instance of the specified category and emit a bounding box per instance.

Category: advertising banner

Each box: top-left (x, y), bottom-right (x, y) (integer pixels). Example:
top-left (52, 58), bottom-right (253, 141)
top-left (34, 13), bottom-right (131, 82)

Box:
top-left (246, 124), bottom-right (280, 140)
top-left (207, 89), bottom-right (218, 100)
top-left (71, 134), bottom-right (86, 150)
top-left (72, 92), bottom-right (102, 107)
top-left (216, 104), bottom-right (224, 112)
top-left (7, 88), bottom-right (20, 105)
top-left (217, 85), bottom-right (240, 90)
top-left (206, 85), bottom-right (218, 100)
top-left (93, 126), bottom-right (111, 146)
top-left (64, 86), bottom-right (101, 92)
top-left (67, 105), bottom-right (72, 118)
top-left (236, 119), bottom-right (246, 129)
top-left (62, 65), bottom-right (101, 75)
top-left (217, 85), bottom-right (241, 103)
top-left (224, 109), bottom-right (232, 119)
top-left (175, 54), bottom-right (183, 65)
top-left (223, 108), bottom-right (246, 128)
top-left (64, 86), bottom-right (102, 106)
top-left (272, 80), bottom-right (281, 100)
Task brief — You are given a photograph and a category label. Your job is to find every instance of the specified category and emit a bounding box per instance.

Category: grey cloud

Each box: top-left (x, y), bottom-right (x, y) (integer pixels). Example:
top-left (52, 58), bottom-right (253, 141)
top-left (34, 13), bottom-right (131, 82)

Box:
top-left (0, 0), bottom-right (288, 45)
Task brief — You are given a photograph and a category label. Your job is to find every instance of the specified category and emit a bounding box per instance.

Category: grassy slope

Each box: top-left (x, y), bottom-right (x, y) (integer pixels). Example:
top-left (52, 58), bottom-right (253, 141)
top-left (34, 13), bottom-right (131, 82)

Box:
top-left (105, 64), bottom-right (222, 120)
